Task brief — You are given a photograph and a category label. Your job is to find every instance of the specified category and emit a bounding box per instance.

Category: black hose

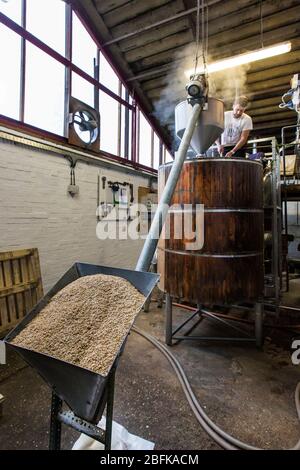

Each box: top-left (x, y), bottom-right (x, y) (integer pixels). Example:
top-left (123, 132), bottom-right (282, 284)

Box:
top-left (132, 326), bottom-right (300, 450)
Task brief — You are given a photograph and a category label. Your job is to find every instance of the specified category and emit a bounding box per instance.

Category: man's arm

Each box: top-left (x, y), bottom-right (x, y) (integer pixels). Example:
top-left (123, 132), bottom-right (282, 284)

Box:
top-left (225, 130), bottom-right (250, 157)
top-left (215, 138), bottom-right (224, 156)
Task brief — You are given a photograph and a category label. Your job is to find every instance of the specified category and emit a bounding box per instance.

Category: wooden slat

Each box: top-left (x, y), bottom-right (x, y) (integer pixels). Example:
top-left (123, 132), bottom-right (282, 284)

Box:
top-left (32, 248), bottom-right (44, 300)
top-left (0, 249), bottom-right (32, 262)
top-left (27, 255), bottom-right (37, 306)
top-left (20, 256), bottom-right (33, 317)
top-left (250, 105), bottom-right (294, 117)
top-left (93, 0), bottom-right (130, 16)
top-left (125, 30), bottom-right (193, 63)
top-left (12, 259), bottom-right (23, 319)
top-left (0, 263), bottom-right (9, 330)
top-left (0, 281), bottom-right (38, 299)
top-left (119, 18), bottom-right (190, 53)
top-left (3, 260), bottom-right (18, 326)
top-left (103, 0), bottom-right (171, 29)
top-left (247, 62), bottom-right (300, 85)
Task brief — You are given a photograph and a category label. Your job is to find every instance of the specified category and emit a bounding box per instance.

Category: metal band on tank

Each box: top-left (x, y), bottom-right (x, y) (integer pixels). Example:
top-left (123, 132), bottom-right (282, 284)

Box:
top-left (168, 208), bottom-right (263, 213)
top-left (159, 248), bottom-right (262, 258)
top-left (160, 158), bottom-right (263, 168)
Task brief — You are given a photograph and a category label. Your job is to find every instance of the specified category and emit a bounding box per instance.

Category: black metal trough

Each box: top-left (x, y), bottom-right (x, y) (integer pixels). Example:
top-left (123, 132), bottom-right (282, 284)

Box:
top-left (4, 262), bottom-right (159, 424)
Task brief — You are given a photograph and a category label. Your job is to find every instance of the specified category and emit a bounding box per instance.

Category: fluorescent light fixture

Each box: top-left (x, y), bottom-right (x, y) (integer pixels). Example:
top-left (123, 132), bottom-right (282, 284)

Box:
top-left (185, 42), bottom-right (291, 77)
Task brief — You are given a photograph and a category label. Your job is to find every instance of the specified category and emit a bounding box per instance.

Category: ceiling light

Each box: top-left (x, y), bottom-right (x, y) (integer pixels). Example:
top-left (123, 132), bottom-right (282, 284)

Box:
top-left (185, 42), bottom-right (291, 77)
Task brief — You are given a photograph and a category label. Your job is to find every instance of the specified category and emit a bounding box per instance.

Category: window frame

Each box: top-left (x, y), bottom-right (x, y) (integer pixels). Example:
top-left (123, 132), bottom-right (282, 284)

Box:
top-left (0, 1), bottom-right (171, 171)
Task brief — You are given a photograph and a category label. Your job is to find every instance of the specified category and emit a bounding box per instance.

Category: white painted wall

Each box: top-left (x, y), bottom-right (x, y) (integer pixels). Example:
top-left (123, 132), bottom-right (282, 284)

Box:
top-left (0, 140), bottom-right (152, 292)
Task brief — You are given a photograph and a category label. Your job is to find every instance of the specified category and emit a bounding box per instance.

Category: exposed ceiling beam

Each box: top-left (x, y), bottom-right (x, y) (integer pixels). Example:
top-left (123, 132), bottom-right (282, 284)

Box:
top-left (103, 0), bottom-right (221, 46)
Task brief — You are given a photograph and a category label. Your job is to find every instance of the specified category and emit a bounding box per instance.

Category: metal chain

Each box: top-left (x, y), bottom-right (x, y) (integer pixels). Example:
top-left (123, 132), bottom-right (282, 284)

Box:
top-left (201, 0), bottom-right (207, 75)
top-left (194, 0), bottom-right (201, 75)
top-left (260, 0), bottom-right (264, 48)
top-left (194, 0), bottom-right (208, 76)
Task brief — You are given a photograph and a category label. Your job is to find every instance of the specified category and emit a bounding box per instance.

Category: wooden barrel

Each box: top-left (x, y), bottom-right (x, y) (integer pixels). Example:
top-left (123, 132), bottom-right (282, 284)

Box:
top-left (157, 158), bottom-right (264, 305)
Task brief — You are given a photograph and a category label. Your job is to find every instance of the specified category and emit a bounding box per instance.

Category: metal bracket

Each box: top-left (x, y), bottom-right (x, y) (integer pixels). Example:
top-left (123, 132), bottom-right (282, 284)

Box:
top-left (57, 410), bottom-right (105, 442)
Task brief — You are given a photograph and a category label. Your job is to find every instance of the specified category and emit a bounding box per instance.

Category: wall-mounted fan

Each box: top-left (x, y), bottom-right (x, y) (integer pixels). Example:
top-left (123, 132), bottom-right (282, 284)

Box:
top-left (68, 97), bottom-right (100, 151)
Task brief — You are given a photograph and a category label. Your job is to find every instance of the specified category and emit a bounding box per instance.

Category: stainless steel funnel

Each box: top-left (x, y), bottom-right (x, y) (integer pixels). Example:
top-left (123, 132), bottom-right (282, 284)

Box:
top-left (175, 97), bottom-right (224, 154)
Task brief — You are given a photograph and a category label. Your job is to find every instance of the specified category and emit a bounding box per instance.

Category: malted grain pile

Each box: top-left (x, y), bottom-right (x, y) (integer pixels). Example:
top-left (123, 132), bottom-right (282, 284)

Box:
top-left (11, 274), bottom-right (145, 376)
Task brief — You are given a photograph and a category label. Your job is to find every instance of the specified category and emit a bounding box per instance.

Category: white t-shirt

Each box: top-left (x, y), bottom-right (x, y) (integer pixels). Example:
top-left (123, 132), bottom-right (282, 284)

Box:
top-left (221, 111), bottom-right (253, 146)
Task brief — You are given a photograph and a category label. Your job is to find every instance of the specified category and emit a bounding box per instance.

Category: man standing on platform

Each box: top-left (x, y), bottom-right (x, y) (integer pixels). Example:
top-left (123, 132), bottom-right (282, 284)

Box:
top-left (217, 95), bottom-right (253, 158)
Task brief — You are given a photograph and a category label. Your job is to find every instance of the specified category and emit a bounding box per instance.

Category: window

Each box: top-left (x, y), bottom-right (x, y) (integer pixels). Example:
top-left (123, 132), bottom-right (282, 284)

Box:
top-left (164, 147), bottom-right (174, 163)
top-left (120, 106), bottom-right (132, 159)
top-left (25, 43), bottom-right (65, 135)
top-left (26, 0), bottom-right (66, 56)
top-left (99, 91), bottom-right (119, 155)
top-left (153, 134), bottom-right (160, 169)
top-left (0, 25), bottom-right (21, 120)
top-left (72, 72), bottom-right (95, 108)
top-left (0, 0), bottom-right (22, 25)
top-left (100, 52), bottom-right (119, 94)
top-left (0, 2), bottom-right (166, 169)
top-left (139, 112), bottom-right (152, 167)
top-left (73, 12), bottom-right (97, 77)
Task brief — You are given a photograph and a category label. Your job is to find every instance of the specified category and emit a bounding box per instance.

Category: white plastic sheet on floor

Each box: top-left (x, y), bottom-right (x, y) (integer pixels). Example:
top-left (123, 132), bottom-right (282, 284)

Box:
top-left (72, 416), bottom-right (155, 450)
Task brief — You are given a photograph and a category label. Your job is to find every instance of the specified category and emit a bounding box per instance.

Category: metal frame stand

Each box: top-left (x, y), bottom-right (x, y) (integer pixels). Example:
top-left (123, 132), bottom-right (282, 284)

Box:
top-left (49, 366), bottom-right (116, 450)
top-left (143, 261), bottom-right (164, 313)
top-left (281, 124), bottom-right (300, 292)
top-left (165, 294), bottom-right (264, 348)
top-left (248, 137), bottom-right (282, 309)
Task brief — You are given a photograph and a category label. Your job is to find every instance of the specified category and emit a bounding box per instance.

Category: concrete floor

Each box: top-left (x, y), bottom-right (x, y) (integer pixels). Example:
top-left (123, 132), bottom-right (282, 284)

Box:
top-left (0, 282), bottom-right (300, 450)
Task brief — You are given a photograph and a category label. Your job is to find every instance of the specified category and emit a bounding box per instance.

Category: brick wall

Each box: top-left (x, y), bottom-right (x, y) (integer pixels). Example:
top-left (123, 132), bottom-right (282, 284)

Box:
top-left (0, 140), bottom-right (152, 292)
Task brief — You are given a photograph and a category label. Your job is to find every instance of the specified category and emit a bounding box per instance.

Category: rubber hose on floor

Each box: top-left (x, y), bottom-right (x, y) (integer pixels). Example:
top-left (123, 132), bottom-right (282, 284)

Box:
top-left (132, 326), bottom-right (300, 450)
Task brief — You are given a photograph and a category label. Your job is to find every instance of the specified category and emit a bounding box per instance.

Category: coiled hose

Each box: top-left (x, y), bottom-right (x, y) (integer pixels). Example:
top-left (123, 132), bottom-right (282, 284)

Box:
top-left (132, 326), bottom-right (300, 450)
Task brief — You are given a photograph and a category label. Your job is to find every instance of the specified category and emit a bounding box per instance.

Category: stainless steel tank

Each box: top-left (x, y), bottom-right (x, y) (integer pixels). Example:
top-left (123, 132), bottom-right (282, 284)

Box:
top-left (175, 97), bottom-right (224, 155)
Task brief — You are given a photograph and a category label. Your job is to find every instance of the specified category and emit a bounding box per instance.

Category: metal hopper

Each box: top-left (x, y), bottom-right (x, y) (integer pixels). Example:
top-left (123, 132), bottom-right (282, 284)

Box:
top-left (175, 97), bottom-right (224, 155)
top-left (4, 262), bottom-right (159, 424)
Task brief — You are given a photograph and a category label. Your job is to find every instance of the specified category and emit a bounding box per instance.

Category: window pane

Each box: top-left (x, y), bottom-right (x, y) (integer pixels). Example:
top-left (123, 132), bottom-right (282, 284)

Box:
top-left (120, 106), bottom-right (132, 159)
top-left (121, 85), bottom-right (127, 101)
top-left (139, 112), bottom-right (152, 167)
top-left (0, 0), bottom-right (22, 25)
top-left (26, 0), bottom-right (66, 56)
top-left (72, 73), bottom-right (95, 108)
top-left (100, 52), bottom-right (119, 95)
top-left (153, 134), bottom-right (160, 169)
top-left (121, 85), bottom-right (134, 105)
top-left (99, 91), bottom-right (119, 155)
top-left (73, 12), bottom-right (97, 77)
top-left (25, 42), bottom-right (65, 135)
top-left (165, 148), bottom-right (173, 163)
top-left (0, 25), bottom-right (21, 119)
top-left (128, 110), bottom-right (132, 160)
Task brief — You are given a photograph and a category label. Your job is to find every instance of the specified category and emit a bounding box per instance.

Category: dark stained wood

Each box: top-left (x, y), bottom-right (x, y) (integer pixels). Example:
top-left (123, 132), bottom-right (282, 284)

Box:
top-left (158, 158), bottom-right (264, 304)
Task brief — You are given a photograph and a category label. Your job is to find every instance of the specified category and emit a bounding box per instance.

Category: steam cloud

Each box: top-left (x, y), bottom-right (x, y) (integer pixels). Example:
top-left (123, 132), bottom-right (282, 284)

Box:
top-left (153, 43), bottom-right (250, 145)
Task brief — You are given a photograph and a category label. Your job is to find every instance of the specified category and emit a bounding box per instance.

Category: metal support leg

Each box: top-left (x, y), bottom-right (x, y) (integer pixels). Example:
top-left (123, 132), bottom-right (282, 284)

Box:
top-left (165, 293), bottom-right (173, 346)
top-left (105, 367), bottom-right (116, 450)
top-left (157, 291), bottom-right (164, 308)
top-left (49, 392), bottom-right (62, 450)
top-left (143, 294), bottom-right (151, 313)
top-left (255, 302), bottom-right (264, 348)
top-left (0, 393), bottom-right (4, 418)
